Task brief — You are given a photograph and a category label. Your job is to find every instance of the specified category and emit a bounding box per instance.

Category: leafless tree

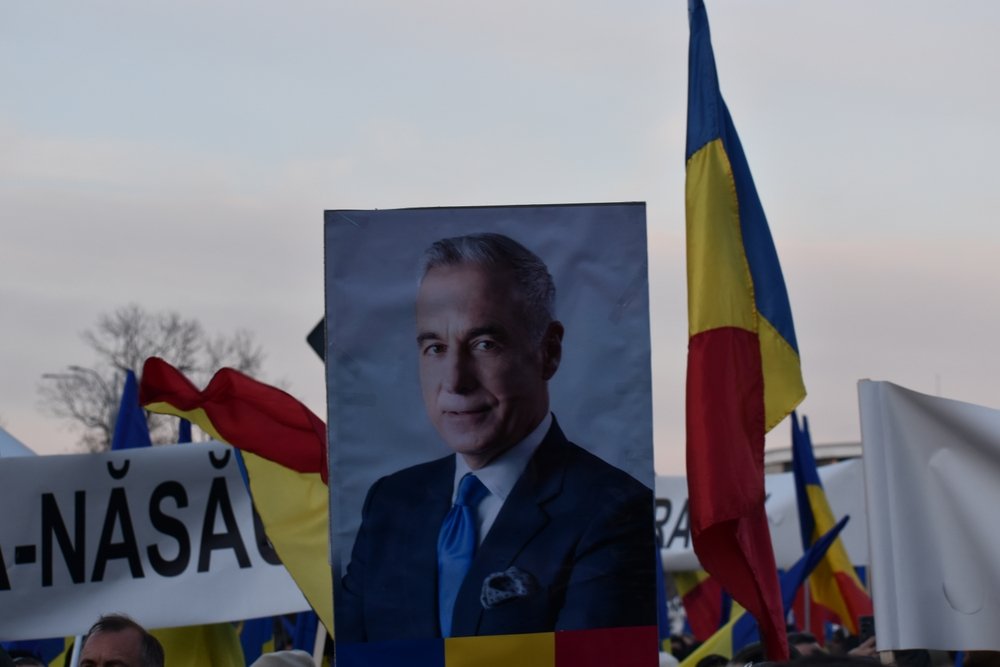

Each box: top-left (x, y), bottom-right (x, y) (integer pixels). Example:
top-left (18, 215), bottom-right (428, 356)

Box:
top-left (40, 303), bottom-right (265, 452)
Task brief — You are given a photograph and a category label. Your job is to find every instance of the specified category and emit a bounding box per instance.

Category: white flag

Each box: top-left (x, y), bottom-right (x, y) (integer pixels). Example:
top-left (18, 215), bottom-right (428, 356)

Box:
top-left (858, 380), bottom-right (1000, 650)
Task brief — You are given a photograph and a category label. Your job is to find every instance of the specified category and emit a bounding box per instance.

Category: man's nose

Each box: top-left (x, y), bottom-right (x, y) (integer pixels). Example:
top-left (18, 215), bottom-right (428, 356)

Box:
top-left (443, 349), bottom-right (477, 393)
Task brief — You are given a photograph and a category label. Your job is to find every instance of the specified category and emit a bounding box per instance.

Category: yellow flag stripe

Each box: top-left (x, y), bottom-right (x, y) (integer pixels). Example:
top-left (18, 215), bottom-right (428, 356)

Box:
top-left (686, 138), bottom-right (757, 336)
top-left (760, 317), bottom-right (806, 430)
top-left (142, 402), bottom-right (226, 442)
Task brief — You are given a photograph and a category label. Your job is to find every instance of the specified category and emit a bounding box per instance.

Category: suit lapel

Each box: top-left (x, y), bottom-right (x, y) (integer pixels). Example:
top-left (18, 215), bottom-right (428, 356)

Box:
top-left (398, 457), bottom-right (454, 637)
top-left (449, 421), bottom-right (569, 636)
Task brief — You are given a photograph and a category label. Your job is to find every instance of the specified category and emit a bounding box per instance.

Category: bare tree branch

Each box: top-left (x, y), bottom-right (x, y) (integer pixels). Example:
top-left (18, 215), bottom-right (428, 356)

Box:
top-left (40, 303), bottom-right (267, 451)
top-left (203, 329), bottom-right (265, 378)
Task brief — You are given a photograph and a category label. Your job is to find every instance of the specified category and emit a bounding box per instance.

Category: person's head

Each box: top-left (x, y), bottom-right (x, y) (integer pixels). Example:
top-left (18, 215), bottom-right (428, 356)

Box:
top-left (10, 658), bottom-right (45, 667)
top-left (416, 233), bottom-right (563, 469)
top-left (728, 641), bottom-right (796, 667)
top-left (788, 632), bottom-right (825, 657)
top-left (696, 654), bottom-right (729, 667)
top-left (671, 634), bottom-right (700, 661)
top-left (250, 650), bottom-right (315, 667)
top-left (79, 614), bottom-right (164, 667)
top-left (729, 642), bottom-right (767, 667)
top-left (788, 652), bottom-right (880, 667)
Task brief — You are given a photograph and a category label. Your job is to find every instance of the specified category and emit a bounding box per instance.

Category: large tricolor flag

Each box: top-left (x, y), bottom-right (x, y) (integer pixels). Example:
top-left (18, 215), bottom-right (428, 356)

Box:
top-left (139, 357), bottom-right (333, 633)
top-left (684, 0), bottom-right (806, 660)
top-left (791, 413), bottom-right (872, 636)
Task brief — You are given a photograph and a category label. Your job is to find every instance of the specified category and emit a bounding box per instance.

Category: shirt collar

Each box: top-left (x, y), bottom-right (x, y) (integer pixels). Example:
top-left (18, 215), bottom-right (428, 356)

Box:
top-left (453, 412), bottom-right (552, 502)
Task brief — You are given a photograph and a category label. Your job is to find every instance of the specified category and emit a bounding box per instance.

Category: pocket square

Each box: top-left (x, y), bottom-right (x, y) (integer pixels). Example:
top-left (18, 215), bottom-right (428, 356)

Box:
top-left (480, 566), bottom-right (538, 609)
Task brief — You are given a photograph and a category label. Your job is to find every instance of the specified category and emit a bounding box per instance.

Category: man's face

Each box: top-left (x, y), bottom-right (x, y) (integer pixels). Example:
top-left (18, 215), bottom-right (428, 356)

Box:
top-left (416, 263), bottom-right (562, 469)
top-left (79, 628), bottom-right (144, 667)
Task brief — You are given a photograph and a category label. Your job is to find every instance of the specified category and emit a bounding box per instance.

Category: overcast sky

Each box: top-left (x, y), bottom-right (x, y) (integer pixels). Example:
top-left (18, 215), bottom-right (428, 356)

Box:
top-left (3, 1), bottom-right (999, 474)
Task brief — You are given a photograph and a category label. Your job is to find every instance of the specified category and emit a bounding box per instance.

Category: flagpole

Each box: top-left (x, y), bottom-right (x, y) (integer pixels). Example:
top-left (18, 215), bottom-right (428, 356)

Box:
top-left (803, 578), bottom-right (811, 636)
top-left (311, 624), bottom-right (326, 665)
top-left (68, 634), bottom-right (84, 667)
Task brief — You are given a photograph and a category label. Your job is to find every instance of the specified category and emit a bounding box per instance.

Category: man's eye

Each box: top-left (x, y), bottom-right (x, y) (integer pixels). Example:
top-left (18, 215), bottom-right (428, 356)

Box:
top-left (423, 343), bottom-right (445, 355)
top-left (473, 339), bottom-right (497, 351)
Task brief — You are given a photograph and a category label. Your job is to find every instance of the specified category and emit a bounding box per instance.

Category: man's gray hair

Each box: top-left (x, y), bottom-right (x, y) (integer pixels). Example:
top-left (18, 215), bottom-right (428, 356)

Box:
top-left (82, 613), bottom-right (164, 667)
top-left (420, 232), bottom-right (556, 340)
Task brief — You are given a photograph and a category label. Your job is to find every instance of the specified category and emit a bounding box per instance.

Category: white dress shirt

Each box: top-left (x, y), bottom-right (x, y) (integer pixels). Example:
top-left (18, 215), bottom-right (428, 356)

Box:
top-left (450, 412), bottom-right (551, 545)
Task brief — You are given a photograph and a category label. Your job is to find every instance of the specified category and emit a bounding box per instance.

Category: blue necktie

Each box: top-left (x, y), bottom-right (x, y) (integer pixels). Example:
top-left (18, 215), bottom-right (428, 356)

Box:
top-left (437, 473), bottom-right (489, 637)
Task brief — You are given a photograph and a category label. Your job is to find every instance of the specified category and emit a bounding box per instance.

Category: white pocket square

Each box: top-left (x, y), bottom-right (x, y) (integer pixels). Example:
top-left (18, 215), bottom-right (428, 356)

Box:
top-left (480, 566), bottom-right (538, 609)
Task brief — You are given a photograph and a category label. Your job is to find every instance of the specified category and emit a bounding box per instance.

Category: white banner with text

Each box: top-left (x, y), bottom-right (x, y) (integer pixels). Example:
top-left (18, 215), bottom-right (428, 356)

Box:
top-left (656, 458), bottom-right (869, 571)
top-left (0, 443), bottom-right (309, 640)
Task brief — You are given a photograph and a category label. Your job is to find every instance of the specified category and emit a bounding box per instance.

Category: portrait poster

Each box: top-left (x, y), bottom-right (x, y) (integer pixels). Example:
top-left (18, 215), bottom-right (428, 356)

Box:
top-left (324, 203), bottom-right (658, 664)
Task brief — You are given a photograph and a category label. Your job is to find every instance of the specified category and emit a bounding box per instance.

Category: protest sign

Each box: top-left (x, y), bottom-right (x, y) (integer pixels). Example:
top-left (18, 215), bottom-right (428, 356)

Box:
top-left (656, 458), bottom-right (869, 571)
top-left (0, 443), bottom-right (309, 640)
top-left (325, 204), bottom-right (657, 661)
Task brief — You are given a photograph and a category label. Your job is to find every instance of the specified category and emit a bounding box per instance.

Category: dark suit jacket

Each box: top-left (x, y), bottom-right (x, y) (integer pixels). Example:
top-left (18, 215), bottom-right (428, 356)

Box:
top-left (336, 419), bottom-right (656, 642)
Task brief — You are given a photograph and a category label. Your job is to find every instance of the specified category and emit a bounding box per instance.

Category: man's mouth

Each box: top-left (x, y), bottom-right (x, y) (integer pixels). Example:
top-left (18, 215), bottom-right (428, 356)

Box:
top-left (442, 406), bottom-right (489, 416)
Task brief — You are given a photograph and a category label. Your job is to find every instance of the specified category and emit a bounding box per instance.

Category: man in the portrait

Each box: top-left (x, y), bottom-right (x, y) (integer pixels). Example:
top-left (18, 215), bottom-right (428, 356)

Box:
top-left (336, 232), bottom-right (655, 642)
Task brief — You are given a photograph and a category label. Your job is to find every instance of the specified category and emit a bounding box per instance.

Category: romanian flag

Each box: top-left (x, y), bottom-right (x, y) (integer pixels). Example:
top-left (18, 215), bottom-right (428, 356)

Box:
top-left (139, 357), bottom-right (333, 634)
top-left (679, 517), bottom-right (848, 667)
top-left (685, 0), bottom-right (806, 660)
top-left (673, 570), bottom-right (730, 642)
top-left (791, 413), bottom-right (872, 635)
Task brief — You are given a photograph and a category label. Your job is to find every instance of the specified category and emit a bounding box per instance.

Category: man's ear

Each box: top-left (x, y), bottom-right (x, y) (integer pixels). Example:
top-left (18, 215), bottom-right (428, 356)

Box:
top-left (540, 321), bottom-right (564, 381)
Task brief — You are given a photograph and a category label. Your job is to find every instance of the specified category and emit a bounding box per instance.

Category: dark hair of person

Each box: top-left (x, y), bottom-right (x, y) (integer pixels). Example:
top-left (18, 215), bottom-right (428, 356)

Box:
top-left (731, 641), bottom-right (768, 666)
top-left (963, 652), bottom-right (1000, 667)
top-left (82, 614), bottom-right (164, 667)
top-left (788, 651), bottom-right (881, 667)
top-left (788, 632), bottom-right (819, 645)
top-left (894, 650), bottom-right (932, 667)
top-left (11, 658), bottom-right (46, 667)
top-left (730, 641), bottom-right (803, 666)
top-left (696, 653), bottom-right (730, 667)
top-left (421, 232), bottom-right (556, 341)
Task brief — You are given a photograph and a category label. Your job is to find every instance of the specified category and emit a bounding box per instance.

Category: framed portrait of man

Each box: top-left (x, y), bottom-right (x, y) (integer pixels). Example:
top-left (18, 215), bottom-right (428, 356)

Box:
top-left (324, 203), bottom-right (656, 655)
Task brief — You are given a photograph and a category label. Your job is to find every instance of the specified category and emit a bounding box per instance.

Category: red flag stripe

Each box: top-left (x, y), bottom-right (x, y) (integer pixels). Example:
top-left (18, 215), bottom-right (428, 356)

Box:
top-left (139, 357), bottom-right (328, 482)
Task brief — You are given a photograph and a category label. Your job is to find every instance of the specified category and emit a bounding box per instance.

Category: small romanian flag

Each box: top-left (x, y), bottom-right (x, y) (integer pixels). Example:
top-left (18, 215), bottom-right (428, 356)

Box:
top-left (673, 570), bottom-right (730, 642)
top-left (679, 518), bottom-right (848, 667)
top-left (791, 414), bottom-right (872, 636)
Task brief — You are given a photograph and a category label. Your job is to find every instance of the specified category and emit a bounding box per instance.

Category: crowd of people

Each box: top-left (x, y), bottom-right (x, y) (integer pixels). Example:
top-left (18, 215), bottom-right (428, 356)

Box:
top-left (7, 615), bottom-right (1000, 667)
top-left (664, 628), bottom-right (1000, 667)
top-left (0, 614), bottom-right (320, 667)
